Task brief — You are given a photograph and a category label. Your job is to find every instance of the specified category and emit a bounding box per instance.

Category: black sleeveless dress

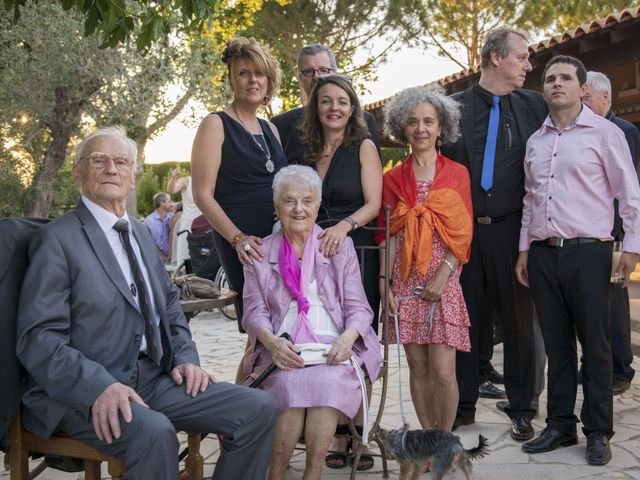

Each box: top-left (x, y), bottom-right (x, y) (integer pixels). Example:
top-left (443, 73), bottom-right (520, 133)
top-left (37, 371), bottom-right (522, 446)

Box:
top-left (316, 142), bottom-right (381, 332)
top-left (212, 111), bottom-right (287, 328)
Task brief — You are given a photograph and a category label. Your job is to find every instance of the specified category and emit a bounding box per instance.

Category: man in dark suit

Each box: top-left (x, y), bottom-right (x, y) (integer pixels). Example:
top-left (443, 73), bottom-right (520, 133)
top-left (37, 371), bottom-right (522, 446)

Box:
top-left (441, 26), bottom-right (548, 440)
top-left (16, 127), bottom-right (277, 480)
top-left (271, 44), bottom-right (381, 164)
top-left (584, 70), bottom-right (640, 396)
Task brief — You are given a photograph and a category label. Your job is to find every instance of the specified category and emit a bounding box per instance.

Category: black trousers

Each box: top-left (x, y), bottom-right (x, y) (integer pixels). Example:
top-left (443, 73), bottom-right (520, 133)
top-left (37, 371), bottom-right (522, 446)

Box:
top-left (610, 284), bottom-right (635, 382)
top-left (528, 241), bottom-right (613, 436)
top-left (213, 230), bottom-right (245, 331)
top-left (456, 217), bottom-right (536, 420)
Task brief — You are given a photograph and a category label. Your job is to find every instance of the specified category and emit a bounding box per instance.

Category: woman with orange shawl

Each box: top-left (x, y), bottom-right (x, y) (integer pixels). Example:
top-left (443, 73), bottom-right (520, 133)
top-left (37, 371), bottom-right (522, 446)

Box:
top-left (376, 86), bottom-right (473, 432)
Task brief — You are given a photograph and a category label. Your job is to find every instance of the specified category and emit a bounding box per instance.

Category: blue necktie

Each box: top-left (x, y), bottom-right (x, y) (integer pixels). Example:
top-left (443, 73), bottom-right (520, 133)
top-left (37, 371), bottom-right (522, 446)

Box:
top-left (481, 96), bottom-right (500, 191)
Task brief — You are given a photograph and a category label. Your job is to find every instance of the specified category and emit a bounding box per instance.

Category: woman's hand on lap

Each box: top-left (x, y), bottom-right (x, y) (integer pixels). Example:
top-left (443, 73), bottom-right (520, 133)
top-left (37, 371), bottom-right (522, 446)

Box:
top-left (326, 328), bottom-right (358, 365)
top-left (266, 335), bottom-right (304, 370)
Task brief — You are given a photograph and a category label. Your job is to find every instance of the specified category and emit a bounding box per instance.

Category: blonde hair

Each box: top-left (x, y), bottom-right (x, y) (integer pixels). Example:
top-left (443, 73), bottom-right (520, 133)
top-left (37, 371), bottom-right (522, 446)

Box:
top-left (223, 37), bottom-right (282, 104)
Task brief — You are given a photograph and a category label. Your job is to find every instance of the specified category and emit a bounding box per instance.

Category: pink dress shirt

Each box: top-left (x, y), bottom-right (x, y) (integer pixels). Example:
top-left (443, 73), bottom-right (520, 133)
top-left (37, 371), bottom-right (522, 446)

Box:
top-left (519, 106), bottom-right (640, 253)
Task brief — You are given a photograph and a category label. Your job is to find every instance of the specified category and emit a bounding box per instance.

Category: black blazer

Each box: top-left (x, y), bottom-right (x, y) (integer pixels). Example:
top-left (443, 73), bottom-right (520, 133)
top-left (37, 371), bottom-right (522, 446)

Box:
top-left (609, 113), bottom-right (640, 239)
top-left (442, 86), bottom-right (548, 173)
top-left (0, 217), bottom-right (49, 448)
top-left (272, 106), bottom-right (381, 165)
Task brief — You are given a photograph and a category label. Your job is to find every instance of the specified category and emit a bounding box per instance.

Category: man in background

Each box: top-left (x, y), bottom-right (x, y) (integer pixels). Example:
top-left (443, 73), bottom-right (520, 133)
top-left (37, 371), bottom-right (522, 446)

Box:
top-left (144, 192), bottom-right (173, 262)
top-left (272, 44), bottom-right (380, 164)
top-left (583, 70), bottom-right (640, 396)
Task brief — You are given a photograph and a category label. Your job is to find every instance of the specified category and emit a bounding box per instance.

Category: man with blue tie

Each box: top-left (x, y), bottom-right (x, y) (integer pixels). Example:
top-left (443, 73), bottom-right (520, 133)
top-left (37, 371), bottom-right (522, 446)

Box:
top-left (441, 26), bottom-right (548, 440)
top-left (16, 127), bottom-right (277, 479)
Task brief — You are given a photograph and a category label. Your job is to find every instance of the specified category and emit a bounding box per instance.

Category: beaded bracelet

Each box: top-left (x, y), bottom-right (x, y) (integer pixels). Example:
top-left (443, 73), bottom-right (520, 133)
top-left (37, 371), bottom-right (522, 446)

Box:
top-left (231, 232), bottom-right (246, 248)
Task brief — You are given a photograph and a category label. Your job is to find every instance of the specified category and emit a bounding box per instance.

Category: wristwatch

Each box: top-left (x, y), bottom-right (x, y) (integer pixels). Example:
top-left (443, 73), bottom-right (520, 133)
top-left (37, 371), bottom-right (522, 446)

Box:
top-left (342, 216), bottom-right (358, 231)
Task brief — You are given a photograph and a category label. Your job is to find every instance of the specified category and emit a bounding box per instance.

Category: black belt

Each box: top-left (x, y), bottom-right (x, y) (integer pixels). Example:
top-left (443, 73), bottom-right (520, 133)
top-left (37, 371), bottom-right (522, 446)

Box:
top-left (532, 237), bottom-right (604, 248)
top-left (475, 212), bottom-right (521, 224)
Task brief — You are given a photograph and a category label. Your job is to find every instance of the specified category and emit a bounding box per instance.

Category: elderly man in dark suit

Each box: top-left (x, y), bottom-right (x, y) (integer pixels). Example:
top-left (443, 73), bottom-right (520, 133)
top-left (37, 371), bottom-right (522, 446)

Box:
top-left (271, 44), bottom-right (380, 164)
top-left (441, 26), bottom-right (548, 440)
top-left (584, 70), bottom-right (640, 396)
top-left (16, 127), bottom-right (277, 480)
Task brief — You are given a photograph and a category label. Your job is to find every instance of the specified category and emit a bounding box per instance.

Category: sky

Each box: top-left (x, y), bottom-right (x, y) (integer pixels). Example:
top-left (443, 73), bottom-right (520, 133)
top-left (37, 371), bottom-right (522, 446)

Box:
top-left (144, 46), bottom-right (461, 164)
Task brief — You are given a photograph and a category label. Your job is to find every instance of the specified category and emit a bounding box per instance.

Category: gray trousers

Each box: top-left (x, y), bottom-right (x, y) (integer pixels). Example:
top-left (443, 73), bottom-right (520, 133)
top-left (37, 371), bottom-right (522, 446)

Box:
top-left (58, 357), bottom-right (277, 480)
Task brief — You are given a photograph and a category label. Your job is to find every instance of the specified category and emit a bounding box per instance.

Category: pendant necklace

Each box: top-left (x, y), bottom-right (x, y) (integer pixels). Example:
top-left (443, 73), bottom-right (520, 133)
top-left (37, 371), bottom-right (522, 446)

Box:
top-left (232, 104), bottom-right (274, 173)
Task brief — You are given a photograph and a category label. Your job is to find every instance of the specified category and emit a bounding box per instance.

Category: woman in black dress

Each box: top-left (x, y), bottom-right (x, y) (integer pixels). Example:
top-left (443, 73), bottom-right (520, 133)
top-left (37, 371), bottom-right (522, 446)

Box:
top-left (191, 37), bottom-right (287, 325)
top-left (300, 74), bottom-right (383, 471)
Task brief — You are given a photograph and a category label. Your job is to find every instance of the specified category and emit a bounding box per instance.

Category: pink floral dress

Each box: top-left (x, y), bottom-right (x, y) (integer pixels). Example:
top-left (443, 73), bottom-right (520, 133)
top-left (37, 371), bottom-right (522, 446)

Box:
top-left (388, 180), bottom-right (471, 351)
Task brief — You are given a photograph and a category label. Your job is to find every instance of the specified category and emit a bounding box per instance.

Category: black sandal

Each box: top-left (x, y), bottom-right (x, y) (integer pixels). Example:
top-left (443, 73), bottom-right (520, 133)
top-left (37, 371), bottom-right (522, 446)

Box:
top-left (325, 424), bottom-right (350, 469)
top-left (351, 425), bottom-right (374, 471)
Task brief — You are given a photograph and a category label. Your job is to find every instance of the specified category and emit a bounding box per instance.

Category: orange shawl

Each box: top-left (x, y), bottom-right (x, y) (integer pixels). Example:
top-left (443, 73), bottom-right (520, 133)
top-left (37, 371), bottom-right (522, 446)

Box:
top-left (375, 154), bottom-right (473, 280)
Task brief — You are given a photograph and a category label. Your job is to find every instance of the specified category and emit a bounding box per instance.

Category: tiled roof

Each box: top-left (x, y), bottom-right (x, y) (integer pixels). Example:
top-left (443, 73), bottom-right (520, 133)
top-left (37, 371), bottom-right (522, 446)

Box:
top-left (363, 5), bottom-right (640, 111)
top-left (529, 5), bottom-right (640, 53)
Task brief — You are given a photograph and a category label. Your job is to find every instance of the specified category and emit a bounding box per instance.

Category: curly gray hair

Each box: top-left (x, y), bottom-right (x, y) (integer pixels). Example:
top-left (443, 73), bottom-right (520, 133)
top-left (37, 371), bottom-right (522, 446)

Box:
top-left (384, 86), bottom-right (461, 145)
top-left (272, 165), bottom-right (322, 204)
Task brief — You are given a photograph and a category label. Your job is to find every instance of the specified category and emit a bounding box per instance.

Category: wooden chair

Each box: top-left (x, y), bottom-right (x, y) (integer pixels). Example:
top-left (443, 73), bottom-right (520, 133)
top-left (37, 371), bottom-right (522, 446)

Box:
top-left (8, 411), bottom-right (204, 480)
top-left (1, 217), bottom-right (203, 480)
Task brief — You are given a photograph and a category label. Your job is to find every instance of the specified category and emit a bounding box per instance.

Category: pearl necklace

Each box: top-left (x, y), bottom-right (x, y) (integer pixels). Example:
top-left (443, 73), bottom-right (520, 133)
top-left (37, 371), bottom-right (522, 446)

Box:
top-left (232, 104), bottom-right (274, 173)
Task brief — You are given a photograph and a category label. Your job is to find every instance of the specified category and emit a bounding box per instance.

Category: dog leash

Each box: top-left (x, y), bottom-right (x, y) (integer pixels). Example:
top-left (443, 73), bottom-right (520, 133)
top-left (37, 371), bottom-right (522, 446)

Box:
top-left (392, 293), bottom-right (437, 430)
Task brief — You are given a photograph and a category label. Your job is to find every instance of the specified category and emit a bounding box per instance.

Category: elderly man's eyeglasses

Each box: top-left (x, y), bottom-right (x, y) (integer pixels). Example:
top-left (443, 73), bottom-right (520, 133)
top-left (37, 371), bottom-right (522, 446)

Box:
top-left (83, 153), bottom-right (132, 171)
top-left (300, 67), bottom-right (335, 78)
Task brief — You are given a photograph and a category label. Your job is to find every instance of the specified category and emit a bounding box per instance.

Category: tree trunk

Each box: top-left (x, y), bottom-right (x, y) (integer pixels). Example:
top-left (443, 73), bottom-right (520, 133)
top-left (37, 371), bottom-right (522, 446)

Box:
top-left (125, 135), bottom-right (148, 216)
top-left (30, 80), bottom-right (102, 217)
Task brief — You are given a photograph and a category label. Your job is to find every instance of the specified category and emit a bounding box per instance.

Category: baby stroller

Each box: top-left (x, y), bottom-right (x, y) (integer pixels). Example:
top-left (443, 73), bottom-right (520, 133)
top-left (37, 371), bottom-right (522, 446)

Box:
top-left (175, 215), bottom-right (236, 321)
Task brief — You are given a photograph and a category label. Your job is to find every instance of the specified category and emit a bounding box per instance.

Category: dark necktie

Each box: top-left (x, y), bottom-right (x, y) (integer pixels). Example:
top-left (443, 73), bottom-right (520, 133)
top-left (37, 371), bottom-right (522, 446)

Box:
top-left (481, 95), bottom-right (501, 191)
top-left (113, 219), bottom-right (163, 365)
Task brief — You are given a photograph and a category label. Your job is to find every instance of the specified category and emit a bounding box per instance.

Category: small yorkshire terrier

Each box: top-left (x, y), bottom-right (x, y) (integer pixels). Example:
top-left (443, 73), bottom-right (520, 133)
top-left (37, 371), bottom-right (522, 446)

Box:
top-left (379, 427), bottom-right (489, 480)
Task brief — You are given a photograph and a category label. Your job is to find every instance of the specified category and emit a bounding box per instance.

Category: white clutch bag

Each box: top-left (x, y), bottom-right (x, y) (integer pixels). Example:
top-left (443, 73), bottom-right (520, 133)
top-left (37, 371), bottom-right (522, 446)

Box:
top-left (295, 343), bottom-right (349, 366)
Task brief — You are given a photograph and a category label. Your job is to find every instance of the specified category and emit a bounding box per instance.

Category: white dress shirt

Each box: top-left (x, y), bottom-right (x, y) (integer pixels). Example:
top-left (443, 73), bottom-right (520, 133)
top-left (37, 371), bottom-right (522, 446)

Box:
top-left (82, 196), bottom-right (161, 352)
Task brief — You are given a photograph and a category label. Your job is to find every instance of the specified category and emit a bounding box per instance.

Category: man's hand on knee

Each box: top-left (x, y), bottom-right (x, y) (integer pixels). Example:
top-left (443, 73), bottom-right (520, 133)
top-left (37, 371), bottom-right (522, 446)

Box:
top-left (91, 383), bottom-right (148, 444)
top-left (171, 363), bottom-right (215, 397)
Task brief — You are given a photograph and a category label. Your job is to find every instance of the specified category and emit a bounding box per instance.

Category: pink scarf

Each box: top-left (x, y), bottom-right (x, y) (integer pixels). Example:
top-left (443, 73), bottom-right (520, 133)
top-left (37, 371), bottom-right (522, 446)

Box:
top-left (279, 232), bottom-right (319, 343)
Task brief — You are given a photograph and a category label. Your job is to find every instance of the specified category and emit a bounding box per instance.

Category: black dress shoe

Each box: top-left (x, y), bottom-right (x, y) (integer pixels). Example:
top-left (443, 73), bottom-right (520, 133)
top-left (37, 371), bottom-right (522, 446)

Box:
top-left (522, 428), bottom-right (578, 454)
top-left (612, 379), bottom-right (631, 396)
top-left (478, 381), bottom-right (506, 399)
top-left (586, 431), bottom-right (611, 465)
top-left (452, 416), bottom-right (474, 431)
top-left (496, 400), bottom-right (539, 418)
top-left (487, 368), bottom-right (504, 384)
top-left (511, 416), bottom-right (534, 441)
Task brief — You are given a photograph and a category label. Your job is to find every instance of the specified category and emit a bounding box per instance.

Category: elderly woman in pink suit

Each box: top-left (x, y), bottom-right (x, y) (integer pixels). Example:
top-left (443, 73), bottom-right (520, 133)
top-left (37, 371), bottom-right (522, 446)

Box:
top-left (242, 164), bottom-right (381, 480)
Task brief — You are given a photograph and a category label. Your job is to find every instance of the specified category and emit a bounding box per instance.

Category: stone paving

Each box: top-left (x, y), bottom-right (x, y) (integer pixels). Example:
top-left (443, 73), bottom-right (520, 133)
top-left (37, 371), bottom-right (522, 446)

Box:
top-left (4, 310), bottom-right (639, 479)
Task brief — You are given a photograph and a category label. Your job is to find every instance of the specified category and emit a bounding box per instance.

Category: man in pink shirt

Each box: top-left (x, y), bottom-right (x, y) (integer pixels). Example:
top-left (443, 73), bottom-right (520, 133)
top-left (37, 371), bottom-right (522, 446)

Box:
top-left (516, 55), bottom-right (640, 465)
